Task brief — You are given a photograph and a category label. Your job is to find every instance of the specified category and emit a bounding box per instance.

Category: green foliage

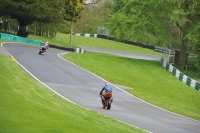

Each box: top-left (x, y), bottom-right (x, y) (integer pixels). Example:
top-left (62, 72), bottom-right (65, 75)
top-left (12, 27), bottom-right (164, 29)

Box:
top-left (107, 0), bottom-right (200, 69)
top-left (64, 0), bottom-right (85, 22)
top-left (107, 0), bottom-right (200, 50)
top-left (84, 24), bottom-right (95, 33)
top-left (28, 20), bottom-right (71, 35)
top-left (185, 22), bottom-right (200, 53)
top-left (0, 0), bottom-right (65, 24)
top-left (74, 0), bottom-right (111, 34)
top-left (0, 0), bottom-right (65, 37)
top-left (64, 0), bottom-right (85, 44)
top-left (187, 57), bottom-right (200, 71)
top-left (111, 0), bottom-right (130, 13)
top-left (107, 0), bottom-right (173, 45)
top-left (186, 53), bottom-right (200, 71)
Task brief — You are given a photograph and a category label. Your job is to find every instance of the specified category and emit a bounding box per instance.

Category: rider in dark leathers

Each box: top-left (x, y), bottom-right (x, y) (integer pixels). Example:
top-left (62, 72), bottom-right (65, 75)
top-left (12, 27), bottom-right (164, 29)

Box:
top-left (41, 41), bottom-right (49, 52)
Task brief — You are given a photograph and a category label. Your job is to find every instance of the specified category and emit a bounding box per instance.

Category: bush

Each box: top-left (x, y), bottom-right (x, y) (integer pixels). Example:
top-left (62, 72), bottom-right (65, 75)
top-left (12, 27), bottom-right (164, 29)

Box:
top-left (187, 56), bottom-right (200, 71)
top-left (17, 30), bottom-right (28, 37)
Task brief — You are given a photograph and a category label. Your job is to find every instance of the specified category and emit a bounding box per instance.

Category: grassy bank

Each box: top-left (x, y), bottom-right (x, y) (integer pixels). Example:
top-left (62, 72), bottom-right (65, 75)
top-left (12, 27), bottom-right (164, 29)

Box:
top-left (28, 33), bottom-right (163, 56)
top-left (0, 54), bottom-right (146, 133)
top-left (62, 52), bottom-right (200, 121)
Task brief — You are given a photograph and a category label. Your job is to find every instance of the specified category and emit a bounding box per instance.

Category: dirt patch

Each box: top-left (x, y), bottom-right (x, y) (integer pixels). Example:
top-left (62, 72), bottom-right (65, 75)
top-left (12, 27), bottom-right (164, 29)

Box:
top-left (114, 84), bottom-right (133, 90)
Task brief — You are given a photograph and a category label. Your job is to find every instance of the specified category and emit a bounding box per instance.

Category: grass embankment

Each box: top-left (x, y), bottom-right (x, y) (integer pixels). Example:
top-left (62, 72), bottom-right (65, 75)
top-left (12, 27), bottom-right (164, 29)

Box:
top-left (0, 54), bottom-right (146, 133)
top-left (29, 33), bottom-right (163, 56)
top-left (62, 52), bottom-right (200, 121)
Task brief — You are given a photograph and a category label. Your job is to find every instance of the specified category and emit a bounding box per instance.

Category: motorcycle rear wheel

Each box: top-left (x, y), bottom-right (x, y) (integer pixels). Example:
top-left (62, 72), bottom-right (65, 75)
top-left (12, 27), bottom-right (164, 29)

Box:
top-left (106, 100), bottom-right (112, 110)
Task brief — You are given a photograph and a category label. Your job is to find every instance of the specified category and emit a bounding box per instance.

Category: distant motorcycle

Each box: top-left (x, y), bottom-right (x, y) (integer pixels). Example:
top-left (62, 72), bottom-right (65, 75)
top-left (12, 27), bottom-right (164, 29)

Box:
top-left (39, 42), bottom-right (49, 54)
top-left (101, 92), bottom-right (113, 110)
top-left (39, 46), bottom-right (47, 54)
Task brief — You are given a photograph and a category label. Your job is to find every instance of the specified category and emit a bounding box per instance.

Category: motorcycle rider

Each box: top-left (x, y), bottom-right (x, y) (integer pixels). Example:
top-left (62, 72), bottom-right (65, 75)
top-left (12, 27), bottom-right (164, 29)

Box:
top-left (100, 81), bottom-right (112, 107)
top-left (41, 41), bottom-right (49, 52)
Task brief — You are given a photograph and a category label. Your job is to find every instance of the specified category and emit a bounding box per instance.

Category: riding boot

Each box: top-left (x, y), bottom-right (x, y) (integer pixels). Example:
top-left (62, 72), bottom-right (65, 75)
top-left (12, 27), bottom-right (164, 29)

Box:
top-left (101, 99), bottom-right (105, 108)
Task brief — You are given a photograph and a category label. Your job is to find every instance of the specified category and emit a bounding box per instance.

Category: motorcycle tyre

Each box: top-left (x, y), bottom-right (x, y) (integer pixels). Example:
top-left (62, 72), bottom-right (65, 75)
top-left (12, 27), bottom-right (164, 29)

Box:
top-left (106, 100), bottom-right (112, 110)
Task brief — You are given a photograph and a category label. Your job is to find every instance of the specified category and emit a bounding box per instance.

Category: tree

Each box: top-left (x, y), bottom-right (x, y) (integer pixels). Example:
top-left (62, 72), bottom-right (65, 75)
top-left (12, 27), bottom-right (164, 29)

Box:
top-left (73, 0), bottom-right (112, 34)
top-left (0, 0), bottom-right (65, 37)
top-left (64, 0), bottom-right (85, 45)
top-left (169, 0), bottom-right (200, 69)
top-left (107, 0), bottom-right (200, 69)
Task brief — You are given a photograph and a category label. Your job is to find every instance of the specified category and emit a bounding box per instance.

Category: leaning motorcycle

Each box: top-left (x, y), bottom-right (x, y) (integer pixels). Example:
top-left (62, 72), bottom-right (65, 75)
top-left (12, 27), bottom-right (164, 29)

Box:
top-left (101, 92), bottom-right (113, 110)
top-left (39, 46), bottom-right (47, 54)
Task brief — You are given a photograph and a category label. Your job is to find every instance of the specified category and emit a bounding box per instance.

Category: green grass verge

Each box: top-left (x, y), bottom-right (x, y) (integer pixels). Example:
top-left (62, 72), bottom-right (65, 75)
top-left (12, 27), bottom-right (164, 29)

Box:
top-left (27, 34), bottom-right (76, 49)
top-left (62, 52), bottom-right (200, 121)
top-left (0, 55), bottom-right (146, 133)
top-left (28, 33), bottom-right (163, 56)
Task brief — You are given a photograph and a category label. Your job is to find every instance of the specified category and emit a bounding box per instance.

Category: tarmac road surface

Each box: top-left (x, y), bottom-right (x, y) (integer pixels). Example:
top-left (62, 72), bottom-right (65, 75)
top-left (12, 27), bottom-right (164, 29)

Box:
top-left (2, 43), bottom-right (200, 133)
top-left (79, 46), bottom-right (161, 61)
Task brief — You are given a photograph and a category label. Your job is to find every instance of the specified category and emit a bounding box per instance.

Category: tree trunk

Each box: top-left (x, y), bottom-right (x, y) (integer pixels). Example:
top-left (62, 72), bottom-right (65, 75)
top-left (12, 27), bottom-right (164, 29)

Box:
top-left (70, 20), bottom-right (73, 45)
top-left (40, 28), bottom-right (43, 36)
top-left (34, 27), bottom-right (36, 35)
top-left (178, 42), bottom-right (187, 70)
top-left (54, 32), bottom-right (56, 38)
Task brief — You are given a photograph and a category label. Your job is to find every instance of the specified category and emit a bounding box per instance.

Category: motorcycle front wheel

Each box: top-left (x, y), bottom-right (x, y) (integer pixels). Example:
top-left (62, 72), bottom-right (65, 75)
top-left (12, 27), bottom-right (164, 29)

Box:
top-left (39, 50), bottom-right (43, 54)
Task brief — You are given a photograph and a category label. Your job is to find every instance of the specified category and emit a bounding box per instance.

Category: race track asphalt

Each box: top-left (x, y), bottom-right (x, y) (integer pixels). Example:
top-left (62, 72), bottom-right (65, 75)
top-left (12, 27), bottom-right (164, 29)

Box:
top-left (2, 42), bottom-right (200, 133)
top-left (79, 46), bottom-right (161, 61)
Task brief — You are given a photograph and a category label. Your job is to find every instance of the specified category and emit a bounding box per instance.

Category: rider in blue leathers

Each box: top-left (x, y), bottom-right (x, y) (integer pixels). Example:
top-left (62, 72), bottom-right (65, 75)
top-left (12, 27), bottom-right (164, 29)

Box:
top-left (100, 81), bottom-right (112, 100)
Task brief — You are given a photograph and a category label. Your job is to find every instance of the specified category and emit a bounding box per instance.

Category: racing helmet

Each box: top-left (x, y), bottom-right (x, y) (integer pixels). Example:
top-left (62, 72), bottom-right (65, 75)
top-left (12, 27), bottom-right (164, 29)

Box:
top-left (105, 81), bottom-right (109, 85)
